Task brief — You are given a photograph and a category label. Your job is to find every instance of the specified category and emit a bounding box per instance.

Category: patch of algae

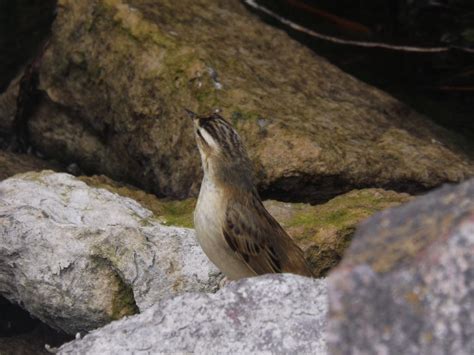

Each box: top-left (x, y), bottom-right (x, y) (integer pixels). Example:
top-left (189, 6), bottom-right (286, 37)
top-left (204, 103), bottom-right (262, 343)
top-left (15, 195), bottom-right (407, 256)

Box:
top-left (265, 189), bottom-right (413, 276)
top-left (101, 0), bottom-right (176, 48)
top-left (91, 255), bottom-right (139, 320)
top-left (79, 175), bottom-right (195, 227)
top-left (110, 273), bottom-right (139, 320)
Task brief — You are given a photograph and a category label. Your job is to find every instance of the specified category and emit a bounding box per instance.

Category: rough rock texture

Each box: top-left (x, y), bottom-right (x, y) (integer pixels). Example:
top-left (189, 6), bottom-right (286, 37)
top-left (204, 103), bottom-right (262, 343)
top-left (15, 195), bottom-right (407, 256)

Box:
top-left (0, 150), bottom-right (59, 181)
top-left (78, 176), bottom-right (412, 276)
top-left (264, 189), bottom-right (412, 276)
top-left (328, 179), bottom-right (474, 354)
top-left (59, 274), bottom-right (327, 354)
top-left (23, 0), bottom-right (473, 200)
top-left (79, 174), bottom-right (196, 227)
top-left (0, 171), bottom-right (221, 334)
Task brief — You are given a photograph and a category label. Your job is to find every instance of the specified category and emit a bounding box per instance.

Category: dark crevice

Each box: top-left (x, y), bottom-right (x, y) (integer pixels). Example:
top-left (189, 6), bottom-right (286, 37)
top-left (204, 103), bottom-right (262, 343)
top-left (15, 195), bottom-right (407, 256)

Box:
top-left (0, 0), bottom-right (56, 93)
top-left (0, 296), bottom-right (72, 355)
top-left (1, 0), bottom-right (57, 151)
top-left (10, 41), bottom-right (50, 153)
top-left (259, 174), bottom-right (430, 205)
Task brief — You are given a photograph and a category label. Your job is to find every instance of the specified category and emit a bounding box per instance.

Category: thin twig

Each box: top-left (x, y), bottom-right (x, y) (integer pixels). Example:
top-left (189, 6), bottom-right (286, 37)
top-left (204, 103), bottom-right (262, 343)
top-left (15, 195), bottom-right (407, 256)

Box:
top-left (433, 86), bottom-right (474, 92)
top-left (243, 0), bottom-right (474, 54)
top-left (287, 0), bottom-right (372, 35)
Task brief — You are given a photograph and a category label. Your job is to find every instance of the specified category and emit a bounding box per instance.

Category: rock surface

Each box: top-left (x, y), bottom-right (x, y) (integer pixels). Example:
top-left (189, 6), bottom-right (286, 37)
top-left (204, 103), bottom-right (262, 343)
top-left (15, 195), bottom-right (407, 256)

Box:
top-left (58, 274), bottom-right (327, 354)
top-left (79, 174), bottom-right (196, 228)
top-left (0, 150), bottom-right (59, 181)
top-left (328, 179), bottom-right (474, 354)
top-left (18, 0), bottom-right (472, 200)
top-left (0, 171), bottom-right (221, 334)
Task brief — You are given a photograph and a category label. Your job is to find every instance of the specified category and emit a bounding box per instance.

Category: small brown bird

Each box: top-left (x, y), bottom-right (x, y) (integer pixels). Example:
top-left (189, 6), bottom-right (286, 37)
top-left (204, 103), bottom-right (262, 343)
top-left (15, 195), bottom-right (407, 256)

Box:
top-left (187, 109), bottom-right (314, 280)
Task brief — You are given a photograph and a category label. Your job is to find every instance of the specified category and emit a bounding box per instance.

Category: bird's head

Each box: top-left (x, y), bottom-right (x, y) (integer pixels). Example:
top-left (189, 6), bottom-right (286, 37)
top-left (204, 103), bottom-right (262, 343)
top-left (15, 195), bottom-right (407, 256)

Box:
top-left (185, 109), bottom-right (253, 189)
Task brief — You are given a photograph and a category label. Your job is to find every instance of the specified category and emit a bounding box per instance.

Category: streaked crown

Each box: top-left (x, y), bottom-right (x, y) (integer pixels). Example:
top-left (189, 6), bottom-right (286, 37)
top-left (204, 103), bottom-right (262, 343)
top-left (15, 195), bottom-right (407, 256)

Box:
top-left (186, 110), bottom-right (248, 159)
top-left (186, 109), bottom-right (254, 188)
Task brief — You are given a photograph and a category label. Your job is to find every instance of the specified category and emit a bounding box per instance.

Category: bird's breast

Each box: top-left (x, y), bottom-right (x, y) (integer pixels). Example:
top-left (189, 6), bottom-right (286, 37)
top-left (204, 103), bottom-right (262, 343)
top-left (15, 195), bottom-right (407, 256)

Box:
top-left (194, 177), bottom-right (255, 280)
top-left (194, 177), bottom-right (226, 252)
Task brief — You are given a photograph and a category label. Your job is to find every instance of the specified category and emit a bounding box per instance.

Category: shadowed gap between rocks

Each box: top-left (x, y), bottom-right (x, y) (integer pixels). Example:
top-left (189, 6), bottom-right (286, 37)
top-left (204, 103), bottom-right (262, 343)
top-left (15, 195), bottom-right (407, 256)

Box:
top-left (260, 174), bottom-right (429, 204)
top-left (0, 0), bottom-right (56, 150)
top-left (0, 0), bottom-right (56, 93)
top-left (0, 296), bottom-right (73, 355)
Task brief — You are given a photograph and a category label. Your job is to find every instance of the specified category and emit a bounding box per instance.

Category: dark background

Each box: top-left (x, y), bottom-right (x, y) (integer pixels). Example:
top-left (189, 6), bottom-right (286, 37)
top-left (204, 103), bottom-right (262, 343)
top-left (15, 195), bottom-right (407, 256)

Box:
top-left (246, 0), bottom-right (474, 146)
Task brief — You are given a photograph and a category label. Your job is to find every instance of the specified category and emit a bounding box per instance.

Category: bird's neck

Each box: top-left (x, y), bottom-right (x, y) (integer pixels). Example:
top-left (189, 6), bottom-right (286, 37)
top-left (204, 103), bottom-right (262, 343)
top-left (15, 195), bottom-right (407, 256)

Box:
top-left (203, 158), bottom-right (254, 193)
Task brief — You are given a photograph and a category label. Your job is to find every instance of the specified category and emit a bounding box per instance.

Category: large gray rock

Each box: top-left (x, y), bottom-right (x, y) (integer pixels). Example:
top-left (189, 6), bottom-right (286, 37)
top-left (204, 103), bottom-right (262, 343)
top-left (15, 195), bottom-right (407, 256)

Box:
top-left (58, 274), bottom-right (328, 354)
top-left (328, 179), bottom-right (474, 354)
top-left (22, 0), bottom-right (473, 201)
top-left (0, 171), bottom-right (221, 334)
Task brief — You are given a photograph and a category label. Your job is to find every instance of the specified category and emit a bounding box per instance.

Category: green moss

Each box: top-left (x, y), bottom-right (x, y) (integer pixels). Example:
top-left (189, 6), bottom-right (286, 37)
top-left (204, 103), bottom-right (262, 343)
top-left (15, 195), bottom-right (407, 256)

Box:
top-left (79, 175), bottom-right (195, 227)
top-left (265, 189), bottom-right (412, 276)
top-left (159, 199), bottom-right (195, 228)
top-left (102, 0), bottom-right (175, 48)
top-left (111, 275), bottom-right (139, 320)
top-left (90, 255), bottom-right (139, 320)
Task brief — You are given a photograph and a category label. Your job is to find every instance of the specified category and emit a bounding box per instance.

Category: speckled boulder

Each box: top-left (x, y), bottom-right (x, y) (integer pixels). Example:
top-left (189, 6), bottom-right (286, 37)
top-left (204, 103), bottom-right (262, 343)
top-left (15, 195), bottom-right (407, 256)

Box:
top-left (0, 171), bottom-right (221, 334)
top-left (24, 0), bottom-right (473, 201)
top-left (58, 274), bottom-right (328, 354)
top-left (328, 179), bottom-right (474, 354)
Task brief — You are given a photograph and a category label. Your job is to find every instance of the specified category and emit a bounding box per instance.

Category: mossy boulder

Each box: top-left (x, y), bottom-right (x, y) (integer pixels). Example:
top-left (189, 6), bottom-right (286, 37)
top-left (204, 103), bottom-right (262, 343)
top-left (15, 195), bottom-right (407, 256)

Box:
top-left (17, 0), bottom-right (472, 201)
top-left (264, 189), bottom-right (412, 276)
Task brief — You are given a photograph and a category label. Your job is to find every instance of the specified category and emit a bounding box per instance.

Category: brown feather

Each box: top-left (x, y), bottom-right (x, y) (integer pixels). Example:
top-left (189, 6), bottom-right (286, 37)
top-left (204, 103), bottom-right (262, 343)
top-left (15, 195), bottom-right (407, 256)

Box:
top-left (222, 190), bottom-right (314, 277)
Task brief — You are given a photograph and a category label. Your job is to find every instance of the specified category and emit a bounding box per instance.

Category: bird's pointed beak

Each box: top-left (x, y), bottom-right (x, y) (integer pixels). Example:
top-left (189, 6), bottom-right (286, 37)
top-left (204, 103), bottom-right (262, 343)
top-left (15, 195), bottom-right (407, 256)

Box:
top-left (184, 108), bottom-right (198, 121)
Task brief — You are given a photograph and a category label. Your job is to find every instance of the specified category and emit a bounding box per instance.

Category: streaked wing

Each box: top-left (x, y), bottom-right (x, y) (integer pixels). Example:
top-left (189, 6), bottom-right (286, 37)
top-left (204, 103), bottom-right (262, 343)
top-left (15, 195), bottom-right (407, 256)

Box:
top-left (222, 192), bottom-right (313, 276)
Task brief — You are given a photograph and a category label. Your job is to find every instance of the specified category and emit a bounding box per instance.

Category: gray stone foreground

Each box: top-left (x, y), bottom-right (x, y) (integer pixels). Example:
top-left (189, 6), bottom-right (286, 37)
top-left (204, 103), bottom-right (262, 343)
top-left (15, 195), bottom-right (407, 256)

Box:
top-left (0, 171), bottom-right (221, 334)
top-left (328, 178), bottom-right (474, 355)
top-left (59, 274), bottom-right (328, 354)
